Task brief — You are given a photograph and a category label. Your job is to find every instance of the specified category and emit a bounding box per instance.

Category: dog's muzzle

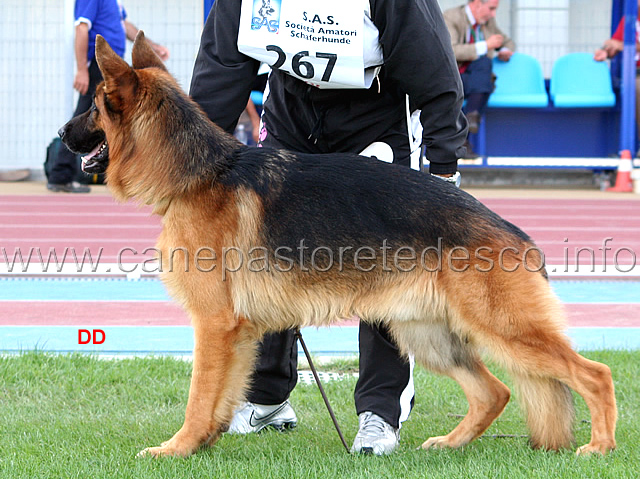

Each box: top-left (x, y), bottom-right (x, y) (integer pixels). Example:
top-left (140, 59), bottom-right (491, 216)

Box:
top-left (58, 116), bottom-right (109, 174)
top-left (79, 140), bottom-right (109, 174)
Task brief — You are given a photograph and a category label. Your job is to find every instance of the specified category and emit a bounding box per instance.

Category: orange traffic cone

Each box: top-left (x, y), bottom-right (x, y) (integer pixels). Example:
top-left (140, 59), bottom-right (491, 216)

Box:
top-left (607, 149), bottom-right (634, 192)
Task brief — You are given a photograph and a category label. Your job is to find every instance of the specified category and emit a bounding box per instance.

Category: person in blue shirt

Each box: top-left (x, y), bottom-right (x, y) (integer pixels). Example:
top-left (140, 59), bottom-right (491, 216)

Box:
top-left (48, 0), bottom-right (169, 193)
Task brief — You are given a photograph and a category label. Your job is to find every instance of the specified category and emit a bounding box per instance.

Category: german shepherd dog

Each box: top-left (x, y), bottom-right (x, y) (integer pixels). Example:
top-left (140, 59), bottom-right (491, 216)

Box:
top-left (59, 33), bottom-right (617, 458)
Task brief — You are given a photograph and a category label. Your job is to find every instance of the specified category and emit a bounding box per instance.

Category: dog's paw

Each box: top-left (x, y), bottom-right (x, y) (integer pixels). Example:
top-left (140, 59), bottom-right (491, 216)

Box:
top-left (136, 442), bottom-right (193, 458)
top-left (422, 435), bottom-right (457, 450)
top-left (576, 441), bottom-right (615, 456)
top-left (137, 446), bottom-right (165, 458)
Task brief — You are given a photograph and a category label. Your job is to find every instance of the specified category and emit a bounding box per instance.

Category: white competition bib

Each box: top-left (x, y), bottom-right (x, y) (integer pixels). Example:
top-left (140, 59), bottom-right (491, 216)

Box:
top-left (237, 0), bottom-right (383, 89)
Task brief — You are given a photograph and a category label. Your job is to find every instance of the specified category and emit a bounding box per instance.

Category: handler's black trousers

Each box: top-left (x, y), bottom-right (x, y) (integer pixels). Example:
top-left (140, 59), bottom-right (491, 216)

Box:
top-left (246, 132), bottom-right (414, 429)
top-left (249, 325), bottom-right (413, 429)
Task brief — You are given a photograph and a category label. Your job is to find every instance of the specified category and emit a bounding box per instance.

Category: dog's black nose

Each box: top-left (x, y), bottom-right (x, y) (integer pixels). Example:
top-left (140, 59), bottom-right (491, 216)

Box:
top-left (58, 127), bottom-right (66, 139)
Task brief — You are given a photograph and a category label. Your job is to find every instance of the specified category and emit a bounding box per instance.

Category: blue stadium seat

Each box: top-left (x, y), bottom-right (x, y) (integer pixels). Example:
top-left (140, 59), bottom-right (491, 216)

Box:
top-left (550, 53), bottom-right (616, 107)
top-left (488, 53), bottom-right (549, 108)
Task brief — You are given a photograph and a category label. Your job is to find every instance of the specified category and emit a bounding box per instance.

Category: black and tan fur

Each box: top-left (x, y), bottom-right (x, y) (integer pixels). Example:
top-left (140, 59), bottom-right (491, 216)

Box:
top-left (59, 33), bottom-right (617, 458)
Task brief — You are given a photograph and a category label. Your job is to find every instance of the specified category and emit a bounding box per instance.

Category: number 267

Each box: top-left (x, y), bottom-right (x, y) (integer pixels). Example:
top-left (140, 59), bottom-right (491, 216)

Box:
top-left (266, 45), bottom-right (337, 82)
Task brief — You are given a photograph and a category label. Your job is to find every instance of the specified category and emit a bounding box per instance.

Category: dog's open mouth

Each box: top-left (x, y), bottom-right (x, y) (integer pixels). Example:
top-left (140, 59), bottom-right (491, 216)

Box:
top-left (81, 140), bottom-right (109, 173)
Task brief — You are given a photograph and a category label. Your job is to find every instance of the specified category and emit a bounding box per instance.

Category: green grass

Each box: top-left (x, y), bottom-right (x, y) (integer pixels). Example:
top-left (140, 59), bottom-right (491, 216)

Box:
top-left (0, 351), bottom-right (638, 478)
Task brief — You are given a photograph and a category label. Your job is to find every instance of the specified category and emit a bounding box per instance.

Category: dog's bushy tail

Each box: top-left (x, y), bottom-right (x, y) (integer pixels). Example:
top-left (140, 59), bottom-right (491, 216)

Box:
top-left (510, 372), bottom-right (575, 450)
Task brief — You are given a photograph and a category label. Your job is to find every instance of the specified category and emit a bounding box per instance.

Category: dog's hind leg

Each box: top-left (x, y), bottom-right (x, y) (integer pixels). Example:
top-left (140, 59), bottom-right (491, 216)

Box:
top-left (564, 356), bottom-right (617, 455)
top-left (422, 360), bottom-right (511, 449)
top-left (389, 322), bottom-right (510, 450)
top-left (440, 266), bottom-right (617, 455)
top-left (139, 311), bottom-right (258, 458)
top-left (500, 335), bottom-right (616, 454)
top-left (505, 350), bottom-right (617, 455)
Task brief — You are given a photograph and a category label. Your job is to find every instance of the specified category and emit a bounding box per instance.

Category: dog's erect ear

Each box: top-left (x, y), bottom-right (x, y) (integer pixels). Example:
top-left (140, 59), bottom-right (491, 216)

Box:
top-left (95, 35), bottom-right (138, 110)
top-left (132, 31), bottom-right (167, 72)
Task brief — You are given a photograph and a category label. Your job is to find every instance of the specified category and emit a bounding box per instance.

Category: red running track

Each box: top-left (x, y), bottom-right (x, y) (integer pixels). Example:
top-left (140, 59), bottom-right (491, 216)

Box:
top-left (2, 195), bottom-right (639, 265)
top-left (1, 196), bottom-right (160, 262)
top-left (1, 194), bottom-right (639, 327)
top-left (0, 302), bottom-right (635, 328)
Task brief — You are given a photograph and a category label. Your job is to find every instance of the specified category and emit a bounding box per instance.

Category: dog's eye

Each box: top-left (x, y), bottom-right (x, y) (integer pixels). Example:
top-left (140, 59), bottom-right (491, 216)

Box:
top-left (90, 103), bottom-right (98, 115)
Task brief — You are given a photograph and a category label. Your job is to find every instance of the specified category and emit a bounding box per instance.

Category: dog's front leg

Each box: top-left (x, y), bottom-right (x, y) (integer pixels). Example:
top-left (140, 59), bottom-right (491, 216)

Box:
top-left (138, 311), bottom-right (247, 458)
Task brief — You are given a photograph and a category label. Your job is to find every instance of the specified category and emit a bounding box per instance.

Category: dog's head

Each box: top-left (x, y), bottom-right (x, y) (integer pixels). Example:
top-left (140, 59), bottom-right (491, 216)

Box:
top-left (58, 31), bottom-right (168, 176)
top-left (59, 31), bottom-right (237, 205)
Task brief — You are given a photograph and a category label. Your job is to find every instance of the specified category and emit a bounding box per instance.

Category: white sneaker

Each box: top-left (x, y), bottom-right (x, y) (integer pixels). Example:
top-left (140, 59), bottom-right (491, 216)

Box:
top-left (351, 411), bottom-right (399, 455)
top-left (227, 401), bottom-right (298, 434)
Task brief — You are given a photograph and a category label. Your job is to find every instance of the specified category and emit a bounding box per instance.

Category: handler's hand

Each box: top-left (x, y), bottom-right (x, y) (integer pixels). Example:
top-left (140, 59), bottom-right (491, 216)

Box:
top-left (74, 69), bottom-right (90, 95)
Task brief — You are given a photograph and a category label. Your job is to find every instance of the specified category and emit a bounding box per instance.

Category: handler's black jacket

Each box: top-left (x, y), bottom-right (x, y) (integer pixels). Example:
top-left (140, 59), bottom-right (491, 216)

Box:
top-left (190, 0), bottom-right (467, 175)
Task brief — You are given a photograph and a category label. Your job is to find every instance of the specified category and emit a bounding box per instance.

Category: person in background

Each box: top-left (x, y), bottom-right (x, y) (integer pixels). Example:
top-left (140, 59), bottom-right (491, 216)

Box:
top-left (594, 1), bottom-right (640, 141)
top-left (48, 0), bottom-right (169, 193)
top-left (444, 0), bottom-right (514, 158)
top-left (189, 0), bottom-right (467, 455)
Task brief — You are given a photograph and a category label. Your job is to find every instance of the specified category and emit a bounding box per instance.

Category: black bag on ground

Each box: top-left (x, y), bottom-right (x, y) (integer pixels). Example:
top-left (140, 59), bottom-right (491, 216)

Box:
top-left (44, 137), bottom-right (105, 185)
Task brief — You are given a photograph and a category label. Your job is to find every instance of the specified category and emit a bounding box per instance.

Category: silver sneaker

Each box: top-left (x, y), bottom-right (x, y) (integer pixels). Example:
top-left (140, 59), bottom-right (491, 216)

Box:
top-left (227, 401), bottom-right (297, 434)
top-left (351, 411), bottom-right (399, 455)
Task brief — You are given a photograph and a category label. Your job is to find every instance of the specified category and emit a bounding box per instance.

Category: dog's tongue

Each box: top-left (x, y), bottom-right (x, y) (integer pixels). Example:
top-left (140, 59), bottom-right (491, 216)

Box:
top-left (82, 143), bottom-right (102, 162)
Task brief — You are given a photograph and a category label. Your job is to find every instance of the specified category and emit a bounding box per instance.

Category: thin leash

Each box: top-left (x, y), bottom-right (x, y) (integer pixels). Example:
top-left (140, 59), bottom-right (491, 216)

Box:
top-left (294, 328), bottom-right (351, 453)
